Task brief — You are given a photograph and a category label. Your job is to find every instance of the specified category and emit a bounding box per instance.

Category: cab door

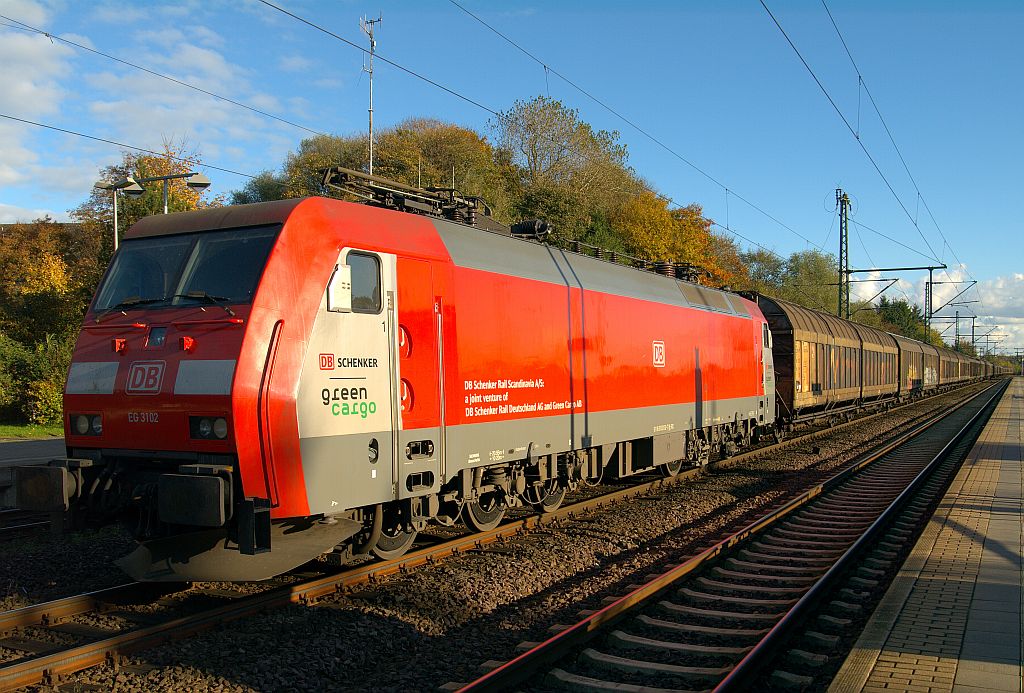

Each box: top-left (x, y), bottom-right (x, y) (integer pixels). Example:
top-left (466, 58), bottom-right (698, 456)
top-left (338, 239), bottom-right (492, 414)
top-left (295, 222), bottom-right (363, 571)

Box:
top-left (295, 249), bottom-right (398, 516)
top-left (395, 257), bottom-right (443, 499)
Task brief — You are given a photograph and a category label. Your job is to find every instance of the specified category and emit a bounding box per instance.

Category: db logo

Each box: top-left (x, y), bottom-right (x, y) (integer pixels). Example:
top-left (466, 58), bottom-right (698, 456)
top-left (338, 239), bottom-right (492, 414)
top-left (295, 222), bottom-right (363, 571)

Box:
top-left (126, 360), bottom-right (165, 394)
top-left (319, 353), bottom-right (335, 370)
top-left (652, 341), bottom-right (666, 368)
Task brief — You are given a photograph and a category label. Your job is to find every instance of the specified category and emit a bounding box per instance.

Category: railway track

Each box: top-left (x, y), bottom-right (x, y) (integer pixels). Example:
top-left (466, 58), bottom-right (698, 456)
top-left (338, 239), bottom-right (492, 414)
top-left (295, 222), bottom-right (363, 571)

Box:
top-left (451, 379), bottom-right (1008, 692)
top-left (0, 510), bottom-right (48, 539)
top-left (0, 382), bottom-right (997, 691)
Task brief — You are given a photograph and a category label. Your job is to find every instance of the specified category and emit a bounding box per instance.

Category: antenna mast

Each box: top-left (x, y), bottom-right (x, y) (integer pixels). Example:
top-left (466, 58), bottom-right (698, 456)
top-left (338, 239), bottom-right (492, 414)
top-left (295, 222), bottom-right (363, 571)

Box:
top-left (361, 14), bottom-right (382, 175)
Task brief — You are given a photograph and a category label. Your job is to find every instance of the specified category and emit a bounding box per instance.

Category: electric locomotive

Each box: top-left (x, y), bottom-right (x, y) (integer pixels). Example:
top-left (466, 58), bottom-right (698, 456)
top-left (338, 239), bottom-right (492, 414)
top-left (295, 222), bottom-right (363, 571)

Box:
top-left (12, 169), bottom-right (776, 581)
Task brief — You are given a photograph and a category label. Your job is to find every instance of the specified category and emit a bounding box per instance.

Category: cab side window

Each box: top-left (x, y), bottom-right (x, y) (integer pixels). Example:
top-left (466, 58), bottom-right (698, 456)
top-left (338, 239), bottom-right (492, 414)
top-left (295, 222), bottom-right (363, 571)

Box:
top-left (348, 252), bottom-right (381, 313)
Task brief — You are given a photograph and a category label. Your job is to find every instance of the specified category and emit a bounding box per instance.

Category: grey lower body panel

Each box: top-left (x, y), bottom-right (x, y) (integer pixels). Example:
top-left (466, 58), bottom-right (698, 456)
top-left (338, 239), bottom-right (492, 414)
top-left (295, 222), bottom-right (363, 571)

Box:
top-left (298, 395), bottom-right (768, 514)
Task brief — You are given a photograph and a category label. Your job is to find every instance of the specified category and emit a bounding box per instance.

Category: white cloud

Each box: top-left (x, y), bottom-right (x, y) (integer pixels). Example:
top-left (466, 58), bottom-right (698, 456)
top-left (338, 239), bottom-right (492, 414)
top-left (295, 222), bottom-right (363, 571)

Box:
top-left (279, 55), bottom-right (313, 72)
top-left (0, 0), bottom-right (50, 26)
top-left (189, 25), bottom-right (224, 49)
top-left (0, 202), bottom-right (68, 223)
top-left (0, 27), bottom-right (74, 115)
top-left (0, 16), bottom-right (76, 186)
top-left (91, 5), bottom-right (147, 24)
top-left (134, 28), bottom-right (186, 48)
top-left (313, 77), bottom-right (344, 89)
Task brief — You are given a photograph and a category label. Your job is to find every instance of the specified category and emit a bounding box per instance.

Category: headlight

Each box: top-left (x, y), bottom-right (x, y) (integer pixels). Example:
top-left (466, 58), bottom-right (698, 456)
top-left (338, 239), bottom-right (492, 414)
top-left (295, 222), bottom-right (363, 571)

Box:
top-left (190, 415), bottom-right (229, 440)
top-left (71, 414), bottom-right (101, 436)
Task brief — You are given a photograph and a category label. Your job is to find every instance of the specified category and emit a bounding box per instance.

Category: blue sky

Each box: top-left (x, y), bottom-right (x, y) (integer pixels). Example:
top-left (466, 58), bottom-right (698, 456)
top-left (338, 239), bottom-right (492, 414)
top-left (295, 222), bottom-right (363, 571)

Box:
top-left (1, 1), bottom-right (1021, 354)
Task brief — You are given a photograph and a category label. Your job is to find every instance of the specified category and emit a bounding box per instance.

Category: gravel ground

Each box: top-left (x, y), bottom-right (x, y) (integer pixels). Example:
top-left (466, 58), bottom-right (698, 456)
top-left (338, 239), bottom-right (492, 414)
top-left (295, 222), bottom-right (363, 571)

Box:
top-left (3, 384), bottom-right (989, 692)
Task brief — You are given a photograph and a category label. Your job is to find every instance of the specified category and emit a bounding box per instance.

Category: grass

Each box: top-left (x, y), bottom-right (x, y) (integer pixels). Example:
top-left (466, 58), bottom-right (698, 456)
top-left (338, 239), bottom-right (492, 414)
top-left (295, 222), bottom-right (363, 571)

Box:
top-left (0, 423), bottom-right (64, 440)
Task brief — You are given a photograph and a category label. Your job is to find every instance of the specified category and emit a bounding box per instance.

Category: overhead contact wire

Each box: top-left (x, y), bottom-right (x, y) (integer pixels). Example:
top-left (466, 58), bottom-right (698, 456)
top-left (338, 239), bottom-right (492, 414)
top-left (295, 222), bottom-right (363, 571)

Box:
top-left (447, 0), bottom-right (822, 251)
top-left (0, 14), bottom-right (323, 136)
top-left (760, 0), bottom-right (940, 263)
top-left (820, 1), bottom-right (982, 311)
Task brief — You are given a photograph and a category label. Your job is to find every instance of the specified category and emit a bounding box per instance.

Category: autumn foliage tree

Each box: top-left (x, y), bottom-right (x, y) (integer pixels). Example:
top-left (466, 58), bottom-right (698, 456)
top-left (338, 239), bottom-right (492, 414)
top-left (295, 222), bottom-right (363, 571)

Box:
top-left (0, 218), bottom-right (104, 422)
top-left (0, 142), bottom-right (222, 424)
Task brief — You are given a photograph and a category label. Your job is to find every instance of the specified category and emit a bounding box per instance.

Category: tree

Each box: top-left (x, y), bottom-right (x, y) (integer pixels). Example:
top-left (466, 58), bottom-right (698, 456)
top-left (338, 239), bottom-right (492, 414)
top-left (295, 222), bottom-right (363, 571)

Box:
top-left (0, 218), bottom-right (103, 424)
top-left (282, 134), bottom-right (366, 198)
top-left (610, 191), bottom-right (676, 260)
top-left (739, 248), bottom-right (787, 294)
top-left (492, 96), bottom-right (640, 241)
top-left (0, 218), bottom-right (103, 344)
top-left (778, 249), bottom-right (840, 313)
top-left (230, 170), bottom-right (288, 205)
top-left (705, 231), bottom-right (749, 289)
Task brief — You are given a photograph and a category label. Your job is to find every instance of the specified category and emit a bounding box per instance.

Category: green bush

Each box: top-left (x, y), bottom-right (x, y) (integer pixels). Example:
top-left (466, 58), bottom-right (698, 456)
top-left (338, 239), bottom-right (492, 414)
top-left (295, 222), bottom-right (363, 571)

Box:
top-left (0, 331), bottom-right (76, 424)
top-left (0, 333), bottom-right (33, 420)
top-left (25, 378), bottom-right (64, 425)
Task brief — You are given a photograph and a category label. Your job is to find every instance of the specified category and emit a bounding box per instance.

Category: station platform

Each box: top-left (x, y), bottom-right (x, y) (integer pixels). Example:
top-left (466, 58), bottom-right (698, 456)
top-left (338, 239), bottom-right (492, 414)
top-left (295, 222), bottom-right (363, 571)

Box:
top-left (830, 377), bottom-right (1023, 693)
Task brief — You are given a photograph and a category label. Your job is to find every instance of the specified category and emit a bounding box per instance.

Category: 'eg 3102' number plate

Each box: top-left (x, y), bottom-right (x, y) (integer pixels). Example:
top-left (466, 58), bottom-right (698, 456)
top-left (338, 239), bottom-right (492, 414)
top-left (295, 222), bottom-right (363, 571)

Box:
top-left (128, 412), bottom-right (159, 423)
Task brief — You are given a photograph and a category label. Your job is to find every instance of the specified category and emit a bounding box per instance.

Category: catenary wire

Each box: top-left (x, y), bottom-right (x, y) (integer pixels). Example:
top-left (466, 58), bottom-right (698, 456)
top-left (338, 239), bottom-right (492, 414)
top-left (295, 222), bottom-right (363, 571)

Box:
top-left (759, 0), bottom-right (941, 264)
top-left (260, 0), bottom-right (822, 258)
top-left (0, 14), bottom-right (324, 137)
top-left (446, 0), bottom-right (824, 251)
top-left (257, 0), bottom-right (502, 117)
top-left (819, 1), bottom-right (983, 314)
top-left (0, 112), bottom-right (260, 181)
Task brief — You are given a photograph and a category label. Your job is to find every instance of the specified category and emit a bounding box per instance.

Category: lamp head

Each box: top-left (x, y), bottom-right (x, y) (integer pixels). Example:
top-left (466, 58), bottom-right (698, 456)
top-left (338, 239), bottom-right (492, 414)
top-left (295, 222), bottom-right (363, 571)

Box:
top-left (121, 177), bottom-right (145, 198)
top-left (185, 173), bottom-right (211, 190)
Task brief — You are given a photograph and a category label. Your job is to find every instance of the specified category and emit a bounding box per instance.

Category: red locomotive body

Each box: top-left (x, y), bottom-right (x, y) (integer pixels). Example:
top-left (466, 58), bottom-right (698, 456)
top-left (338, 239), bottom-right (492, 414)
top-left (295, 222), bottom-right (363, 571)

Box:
top-left (16, 195), bottom-right (775, 581)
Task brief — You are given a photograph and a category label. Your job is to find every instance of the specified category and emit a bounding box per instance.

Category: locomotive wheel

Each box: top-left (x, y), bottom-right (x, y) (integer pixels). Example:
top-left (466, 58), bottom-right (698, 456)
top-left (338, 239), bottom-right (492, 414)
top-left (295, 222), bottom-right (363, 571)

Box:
top-left (372, 525), bottom-right (417, 560)
top-left (371, 504), bottom-right (417, 560)
top-left (463, 493), bottom-right (506, 532)
top-left (660, 459), bottom-right (684, 477)
top-left (530, 480), bottom-right (566, 514)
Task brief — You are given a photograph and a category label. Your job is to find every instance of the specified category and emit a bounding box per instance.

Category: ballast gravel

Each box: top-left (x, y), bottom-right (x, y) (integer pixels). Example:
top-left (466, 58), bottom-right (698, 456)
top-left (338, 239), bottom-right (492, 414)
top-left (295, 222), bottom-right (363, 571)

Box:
top-left (1, 384), bottom-right (989, 692)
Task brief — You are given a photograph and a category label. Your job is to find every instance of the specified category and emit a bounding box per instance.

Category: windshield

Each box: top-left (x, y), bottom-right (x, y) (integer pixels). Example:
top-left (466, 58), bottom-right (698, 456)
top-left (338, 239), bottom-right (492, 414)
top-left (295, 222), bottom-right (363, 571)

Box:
top-left (93, 225), bottom-right (279, 312)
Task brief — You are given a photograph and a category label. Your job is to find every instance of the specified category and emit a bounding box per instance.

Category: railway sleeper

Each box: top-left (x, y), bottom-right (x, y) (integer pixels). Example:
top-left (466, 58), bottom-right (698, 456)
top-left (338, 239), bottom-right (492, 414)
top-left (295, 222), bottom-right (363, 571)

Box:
top-left (636, 614), bottom-right (769, 639)
top-left (711, 566), bottom-right (819, 586)
top-left (695, 576), bottom-right (809, 596)
top-left (749, 540), bottom-right (845, 556)
top-left (822, 490), bottom-right (895, 504)
top-left (725, 557), bottom-right (827, 576)
top-left (656, 600), bottom-right (784, 623)
top-left (739, 548), bottom-right (837, 565)
top-left (815, 613), bottom-right (853, 633)
top-left (608, 630), bottom-right (751, 657)
top-left (809, 499), bottom-right (889, 512)
top-left (799, 630), bottom-right (842, 651)
top-left (782, 648), bottom-right (830, 670)
top-left (546, 667), bottom-right (691, 693)
top-left (774, 523), bottom-right (866, 538)
top-left (788, 514), bottom-right (874, 528)
top-left (798, 505), bottom-right (880, 518)
top-left (769, 669), bottom-right (815, 690)
top-left (578, 647), bottom-right (731, 680)
top-left (757, 533), bottom-right (851, 549)
top-left (839, 587), bottom-right (872, 602)
top-left (678, 587), bottom-right (798, 608)
top-left (826, 600), bottom-right (863, 616)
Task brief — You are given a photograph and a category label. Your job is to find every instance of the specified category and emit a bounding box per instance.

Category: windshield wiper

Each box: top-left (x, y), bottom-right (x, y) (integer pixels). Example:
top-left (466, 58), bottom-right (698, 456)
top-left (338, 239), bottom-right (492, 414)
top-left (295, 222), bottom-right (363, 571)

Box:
top-left (171, 290), bottom-right (236, 317)
top-left (94, 296), bottom-right (165, 323)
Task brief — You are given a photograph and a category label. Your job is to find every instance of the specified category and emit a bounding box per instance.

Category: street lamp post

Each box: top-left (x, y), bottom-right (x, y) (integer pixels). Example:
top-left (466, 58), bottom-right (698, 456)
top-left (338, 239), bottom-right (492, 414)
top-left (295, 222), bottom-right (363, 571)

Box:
top-left (93, 176), bottom-right (144, 251)
top-left (126, 172), bottom-right (211, 214)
